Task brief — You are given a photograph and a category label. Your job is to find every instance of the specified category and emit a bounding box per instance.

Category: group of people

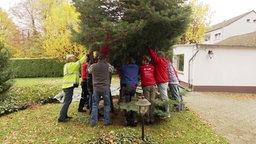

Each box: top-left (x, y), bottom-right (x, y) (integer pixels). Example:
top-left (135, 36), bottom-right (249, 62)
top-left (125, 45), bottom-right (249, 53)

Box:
top-left (58, 52), bottom-right (114, 127)
top-left (57, 47), bottom-right (182, 127)
top-left (118, 47), bottom-right (182, 126)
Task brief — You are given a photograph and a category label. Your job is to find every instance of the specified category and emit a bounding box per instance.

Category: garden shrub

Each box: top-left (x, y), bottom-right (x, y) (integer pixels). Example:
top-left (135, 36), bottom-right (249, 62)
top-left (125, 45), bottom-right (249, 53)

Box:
top-left (11, 58), bottom-right (64, 78)
top-left (118, 96), bottom-right (178, 121)
top-left (0, 84), bottom-right (61, 116)
top-left (0, 42), bottom-right (13, 94)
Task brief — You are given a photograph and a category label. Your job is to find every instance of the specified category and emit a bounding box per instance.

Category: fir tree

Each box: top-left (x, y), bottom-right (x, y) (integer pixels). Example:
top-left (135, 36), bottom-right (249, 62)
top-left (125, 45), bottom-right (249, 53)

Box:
top-left (0, 42), bottom-right (13, 94)
top-left (71, 0), bottom-right (191, 61)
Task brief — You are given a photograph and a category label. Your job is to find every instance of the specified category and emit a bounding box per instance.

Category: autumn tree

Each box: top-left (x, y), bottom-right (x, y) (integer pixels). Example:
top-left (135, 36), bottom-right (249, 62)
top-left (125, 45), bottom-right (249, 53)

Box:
top-left (72, 0), bottom-right (191, 60)
top-left (10, 0), bottom-right (85, 59)
top-left (0, 9), bottom-right (20, 57)
top-left (10, 0), bottom-right (46, 57)
top-left (40, 0), bottom-right (85, 59)
top-left (180, 0), bottom-right (211, 44)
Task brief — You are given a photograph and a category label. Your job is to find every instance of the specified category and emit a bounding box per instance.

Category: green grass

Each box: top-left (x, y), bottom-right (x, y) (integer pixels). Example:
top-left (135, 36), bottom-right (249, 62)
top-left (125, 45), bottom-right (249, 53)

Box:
top-left (13, 75), bottom-right (120, 87)
top-left (0, 102), bottom-right (228, 143)
top-left (13, 77), bottom-right (62, 87)
top-left (0, 77), bottom-right (229, 143)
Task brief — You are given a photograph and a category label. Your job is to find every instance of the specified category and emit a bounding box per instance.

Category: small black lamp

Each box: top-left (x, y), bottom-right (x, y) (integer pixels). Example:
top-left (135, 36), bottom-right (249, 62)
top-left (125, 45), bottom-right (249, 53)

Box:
top-left (135, 96), bottom-right (151, 140)
top-left (208, 50), bottom-right (214, 59)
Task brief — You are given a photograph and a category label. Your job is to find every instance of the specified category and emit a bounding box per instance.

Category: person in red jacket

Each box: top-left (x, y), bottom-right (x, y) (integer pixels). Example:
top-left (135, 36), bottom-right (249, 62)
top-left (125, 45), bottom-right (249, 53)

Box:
top-left (78, 56), bottom-right (90, 112)
top-left (139, 55), bottom-right (157, 124)
top-left (148, 47), bottom-right (170, 116)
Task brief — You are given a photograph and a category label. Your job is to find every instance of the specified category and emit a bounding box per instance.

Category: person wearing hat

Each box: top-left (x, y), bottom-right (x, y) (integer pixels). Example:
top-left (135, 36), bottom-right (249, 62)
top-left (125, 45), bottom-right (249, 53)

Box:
top-left (58, 54), bottom-right (87, 122)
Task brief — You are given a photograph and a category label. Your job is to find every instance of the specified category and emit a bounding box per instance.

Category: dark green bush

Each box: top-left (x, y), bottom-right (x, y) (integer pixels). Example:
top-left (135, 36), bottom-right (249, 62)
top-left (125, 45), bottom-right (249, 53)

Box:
top-left (118, 96), bottom-right (178, 121)
top-left (11, 58), bottom-right (64, 78)
top-left (0, 84), bottom-right (60, 116)
top-left (0, 42), bottom-right (13, 94)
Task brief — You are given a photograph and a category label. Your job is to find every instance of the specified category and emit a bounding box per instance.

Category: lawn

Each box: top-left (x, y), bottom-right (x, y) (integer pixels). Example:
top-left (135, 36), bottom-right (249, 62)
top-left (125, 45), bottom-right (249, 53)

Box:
top-left (0, 77), bottom-right (229, 143)
top-left (13, 77), bottom-right (62, 87)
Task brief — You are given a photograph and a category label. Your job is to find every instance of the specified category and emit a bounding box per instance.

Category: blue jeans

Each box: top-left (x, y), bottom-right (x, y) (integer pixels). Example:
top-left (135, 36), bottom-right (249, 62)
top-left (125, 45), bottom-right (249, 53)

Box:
top-left (157, 82), bottom-right (169, 113)
top-left (59, 87), bottom-right (74, 120)
top-left (169, 84), bottom-right (182, 111)
top-left (88, 91), bottom-right (93, 113)
top-left (90, 90), bottom-right (111, 126)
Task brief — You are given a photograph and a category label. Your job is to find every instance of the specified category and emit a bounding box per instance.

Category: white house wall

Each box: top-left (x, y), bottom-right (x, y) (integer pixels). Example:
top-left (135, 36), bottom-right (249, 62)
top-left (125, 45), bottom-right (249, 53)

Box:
top-left (173, 44), bottom-right (256, 93)
top-left (223, 12), bottom-right (256, 41)
top-left (204, 29), bottom-right (223, 44)
top-left (204, 11), bottom-right (256, 44)
top-left (193, 47), bottom-right (256, 86)
top-left (173, 44), bottom-right (197, 85)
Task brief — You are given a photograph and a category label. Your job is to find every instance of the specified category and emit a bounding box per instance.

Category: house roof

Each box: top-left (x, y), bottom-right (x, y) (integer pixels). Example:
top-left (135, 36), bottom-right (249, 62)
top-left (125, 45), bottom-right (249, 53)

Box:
top-left (206, 10), bottom-right (256, 33)
top-left (216, 31), bottom-right (256, 46)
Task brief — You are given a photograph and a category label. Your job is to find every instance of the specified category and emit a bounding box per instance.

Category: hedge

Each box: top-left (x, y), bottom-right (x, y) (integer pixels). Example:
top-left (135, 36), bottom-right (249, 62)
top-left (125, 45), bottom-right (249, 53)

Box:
top-left (11, 58), bottom-right (65, 78)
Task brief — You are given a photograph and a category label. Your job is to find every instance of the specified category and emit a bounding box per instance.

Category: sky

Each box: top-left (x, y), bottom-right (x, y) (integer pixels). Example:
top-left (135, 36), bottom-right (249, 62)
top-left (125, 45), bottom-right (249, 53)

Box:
top-left (198, 0), bottom-right (256, 25)
top-left (0, 0), bottom-right (19, 11)
top-left (0, 0), bottom-right (256, 25)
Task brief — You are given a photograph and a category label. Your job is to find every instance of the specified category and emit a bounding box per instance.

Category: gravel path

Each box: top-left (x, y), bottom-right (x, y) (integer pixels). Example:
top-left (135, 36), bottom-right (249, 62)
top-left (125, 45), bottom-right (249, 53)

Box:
top-left (183, 92), bottom-right (256, 144)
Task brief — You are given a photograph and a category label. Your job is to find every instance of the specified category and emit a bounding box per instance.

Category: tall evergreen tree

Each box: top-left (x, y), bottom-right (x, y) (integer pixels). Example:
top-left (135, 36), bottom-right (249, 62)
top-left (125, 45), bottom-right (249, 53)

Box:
top-left (0, 42), bottom-right (13, 94)
top-left (72, 0), bottom-right (191, 60)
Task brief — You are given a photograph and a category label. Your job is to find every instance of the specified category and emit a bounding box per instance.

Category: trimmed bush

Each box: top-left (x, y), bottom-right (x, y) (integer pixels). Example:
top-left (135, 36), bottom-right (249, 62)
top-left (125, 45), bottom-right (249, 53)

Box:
top-left (11, 58), bottom-right (64, 78)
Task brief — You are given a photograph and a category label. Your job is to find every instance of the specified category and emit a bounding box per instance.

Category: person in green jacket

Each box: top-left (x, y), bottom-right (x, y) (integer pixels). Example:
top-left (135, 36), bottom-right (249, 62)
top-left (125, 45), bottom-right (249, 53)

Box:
top-left (58, 54), bottom-right (86, 122)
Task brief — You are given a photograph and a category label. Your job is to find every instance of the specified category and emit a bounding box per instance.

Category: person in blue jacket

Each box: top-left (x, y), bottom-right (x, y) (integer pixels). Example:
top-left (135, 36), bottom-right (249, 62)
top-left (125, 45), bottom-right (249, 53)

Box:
top-left (119, 57), bottom-right (139, 127)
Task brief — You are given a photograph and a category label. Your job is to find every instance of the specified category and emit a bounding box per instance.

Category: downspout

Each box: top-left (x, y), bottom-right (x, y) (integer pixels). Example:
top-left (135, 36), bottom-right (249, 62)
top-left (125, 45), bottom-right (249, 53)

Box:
top-left (188, 44), bottom-right (200, 89)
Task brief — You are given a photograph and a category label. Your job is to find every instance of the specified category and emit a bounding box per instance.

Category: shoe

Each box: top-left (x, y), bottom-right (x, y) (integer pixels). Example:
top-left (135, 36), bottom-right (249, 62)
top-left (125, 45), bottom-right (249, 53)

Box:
top-left (58, 118), bottom-right (69, 123)
top-left (160, 115), bottom-right (170, 119)
top-left (65, 116), bottom-right (73, 119)
top-left (90, 123), bottom-right (96, 127)
top-left (124, 121), bottom-right (130, 127)
top-left (78, 109), bottom-right (87, 112)
top-left (150, 119), bottom-right (155, 124)
top-left (104, 122), bottom-right (112, 126)
top-left (145, 120), bottom-right (150, 125)
top-left (98, 113), bottom-right (103, 117)
top-left (52, 98), bottom-right (60, 103)
top-left (130, 122), bottom-right (137, 127)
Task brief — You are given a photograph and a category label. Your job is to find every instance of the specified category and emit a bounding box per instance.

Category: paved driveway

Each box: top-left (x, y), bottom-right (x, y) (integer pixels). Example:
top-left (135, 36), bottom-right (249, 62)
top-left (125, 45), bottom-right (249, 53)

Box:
top-left (183, 92), bottom-right (256, 144)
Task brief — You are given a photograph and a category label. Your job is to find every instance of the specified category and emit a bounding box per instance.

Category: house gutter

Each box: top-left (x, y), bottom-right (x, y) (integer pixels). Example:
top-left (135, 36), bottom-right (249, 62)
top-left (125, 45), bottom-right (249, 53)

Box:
top-left (188, 44), bottom-right (200, 89)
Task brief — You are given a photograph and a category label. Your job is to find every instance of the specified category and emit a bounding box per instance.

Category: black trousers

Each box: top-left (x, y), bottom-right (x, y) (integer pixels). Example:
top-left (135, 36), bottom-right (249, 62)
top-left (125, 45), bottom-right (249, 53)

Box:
top-left (78, 79), bottom-right (89, 110)
top-left (123, 86), bottom-right (137, 125)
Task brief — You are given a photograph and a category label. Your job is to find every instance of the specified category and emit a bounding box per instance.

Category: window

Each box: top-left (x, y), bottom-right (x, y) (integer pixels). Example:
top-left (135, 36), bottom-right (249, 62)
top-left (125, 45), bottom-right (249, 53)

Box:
top-left (174, 54), bottom-right (184, 72)
top-left (204, 34), bottom-right (211, 41)
top-left (247, 19), bottom-right (250, 22)
top-left (254, 19), bottom-right (256, 22)
top-left (214, 33), bottom-right (221, 40)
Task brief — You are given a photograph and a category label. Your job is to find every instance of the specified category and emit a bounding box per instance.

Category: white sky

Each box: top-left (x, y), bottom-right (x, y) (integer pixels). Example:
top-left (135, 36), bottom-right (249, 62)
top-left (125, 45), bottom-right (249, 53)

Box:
top-left (198, 0), bottom-right (256, 25)
top-left (0, 0), bottom-right (256, 25)
top-left (0, 0), bottom-right (20, 11)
